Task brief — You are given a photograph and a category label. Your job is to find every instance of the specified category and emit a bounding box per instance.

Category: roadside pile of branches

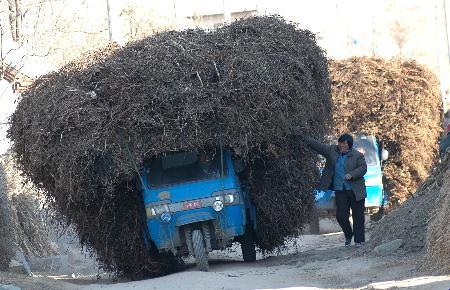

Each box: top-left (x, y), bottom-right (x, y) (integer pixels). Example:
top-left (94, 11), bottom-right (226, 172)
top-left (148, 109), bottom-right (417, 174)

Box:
top-left (0, 161), bottom-right (14, 270)
top-left (424, 152), bottom-right (450, 274)
top-left (329, 57), bottom-right (442, 206)
top-left (8, 16), bottom-right (332, 278)
top-left (1, 153), bottom-right (55, 257)
top-left (369, 152), bottom-right (450, 252)
top-left (368, 151), bottom-right (449, 275)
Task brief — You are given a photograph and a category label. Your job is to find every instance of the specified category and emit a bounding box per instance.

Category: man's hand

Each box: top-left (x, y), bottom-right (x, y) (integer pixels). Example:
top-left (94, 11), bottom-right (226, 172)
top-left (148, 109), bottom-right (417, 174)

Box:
top-left (344, 173), bottom-right (352, 180)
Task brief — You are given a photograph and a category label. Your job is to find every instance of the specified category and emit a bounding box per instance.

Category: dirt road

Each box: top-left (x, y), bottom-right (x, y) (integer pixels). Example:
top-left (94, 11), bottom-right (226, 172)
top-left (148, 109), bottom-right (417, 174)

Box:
top-left (1, 231), bottom-right (449, 290)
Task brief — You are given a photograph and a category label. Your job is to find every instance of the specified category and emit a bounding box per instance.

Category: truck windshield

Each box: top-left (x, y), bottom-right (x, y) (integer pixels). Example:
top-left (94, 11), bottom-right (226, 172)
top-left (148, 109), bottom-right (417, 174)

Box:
top-left (147, 151), bottom-right (227, 188)
top-left (353, 137), bottom-right (378, 166)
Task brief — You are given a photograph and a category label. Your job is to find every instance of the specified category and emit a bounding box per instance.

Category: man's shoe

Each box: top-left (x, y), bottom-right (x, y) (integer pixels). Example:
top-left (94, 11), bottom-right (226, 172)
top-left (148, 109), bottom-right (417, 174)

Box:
top-left (355, 242), bottom-right (365, 248)
top-left (345, 238), bottom-right (352, 247)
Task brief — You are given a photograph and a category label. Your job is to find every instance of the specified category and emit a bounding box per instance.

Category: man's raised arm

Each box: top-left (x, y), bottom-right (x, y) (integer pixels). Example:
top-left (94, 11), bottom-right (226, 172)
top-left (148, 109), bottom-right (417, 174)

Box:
top-left (301, 136), bottom-right (332, 157)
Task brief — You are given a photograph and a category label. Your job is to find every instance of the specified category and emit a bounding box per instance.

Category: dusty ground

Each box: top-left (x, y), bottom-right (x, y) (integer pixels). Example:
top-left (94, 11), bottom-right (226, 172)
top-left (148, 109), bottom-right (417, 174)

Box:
top-left (1, 229), bottom-right (449, 290)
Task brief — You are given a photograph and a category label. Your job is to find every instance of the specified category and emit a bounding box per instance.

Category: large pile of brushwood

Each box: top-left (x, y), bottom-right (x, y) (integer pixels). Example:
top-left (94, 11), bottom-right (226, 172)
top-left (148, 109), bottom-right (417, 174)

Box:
top-left (8, 16), bottom-right (331, 278)
top-left (329, 57), bottom-right (442, 206)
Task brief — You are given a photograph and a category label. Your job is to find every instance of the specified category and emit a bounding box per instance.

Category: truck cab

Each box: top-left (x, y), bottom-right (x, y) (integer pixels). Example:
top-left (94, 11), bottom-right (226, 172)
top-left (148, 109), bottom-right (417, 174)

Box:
top-left (140, 149), bottom-right (256, 271)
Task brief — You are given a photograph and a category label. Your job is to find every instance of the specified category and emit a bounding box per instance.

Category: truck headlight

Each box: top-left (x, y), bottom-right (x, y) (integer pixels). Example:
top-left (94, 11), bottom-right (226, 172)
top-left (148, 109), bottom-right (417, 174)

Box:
top-left (146, 204), bottom-right (170, 218)
top-left (212, 200), bottom-right (224, 212)
top-left (155, 204), bottom-right (170, 214)
top-left (146, 207), bottom-right (157, 218)
top-left (224, 194), bottom-right (234, 204)
top-left (212, 189), bottom-right (239, 205)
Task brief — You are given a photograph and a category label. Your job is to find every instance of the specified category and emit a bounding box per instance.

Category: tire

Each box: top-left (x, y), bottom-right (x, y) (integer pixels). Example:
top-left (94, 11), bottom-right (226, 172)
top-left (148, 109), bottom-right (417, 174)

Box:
top-left (309, 205), bottom-right (320, 234)
top-left (370, 206), bottom-right (385, 222)
top-left (192, 229), bottom-right (209, 271)
top-left (240, 226), bottom-right (256, 262)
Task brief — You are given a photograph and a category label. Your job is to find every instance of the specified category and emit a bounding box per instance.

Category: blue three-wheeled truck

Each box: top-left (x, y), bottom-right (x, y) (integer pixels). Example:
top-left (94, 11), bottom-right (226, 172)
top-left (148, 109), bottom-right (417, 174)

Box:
top-left (140, 149), bottom-right (257, 271)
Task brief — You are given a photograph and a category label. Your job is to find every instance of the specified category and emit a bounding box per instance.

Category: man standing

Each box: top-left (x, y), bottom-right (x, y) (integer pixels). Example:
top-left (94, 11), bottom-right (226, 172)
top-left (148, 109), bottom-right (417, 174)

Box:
top-left (302, 133), bottom-right (368, 247)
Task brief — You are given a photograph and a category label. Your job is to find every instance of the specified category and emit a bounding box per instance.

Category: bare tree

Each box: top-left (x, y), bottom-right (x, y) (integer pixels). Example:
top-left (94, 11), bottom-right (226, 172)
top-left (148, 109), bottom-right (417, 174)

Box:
top-left (7, 0), bottom-right (21, 42)
top-left (390, 20), bottom-right (409, 52)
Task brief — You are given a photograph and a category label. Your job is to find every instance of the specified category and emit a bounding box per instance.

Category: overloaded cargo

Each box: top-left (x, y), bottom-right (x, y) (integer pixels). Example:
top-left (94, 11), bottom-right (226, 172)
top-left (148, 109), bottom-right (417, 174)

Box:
top-left (8, 16), bottom-right (332, 278)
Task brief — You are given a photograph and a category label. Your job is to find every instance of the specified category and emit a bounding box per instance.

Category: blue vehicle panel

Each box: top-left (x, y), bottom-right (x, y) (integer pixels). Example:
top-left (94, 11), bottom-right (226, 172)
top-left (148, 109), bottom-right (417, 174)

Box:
top-left (215, 205), bottom-right (246, 236)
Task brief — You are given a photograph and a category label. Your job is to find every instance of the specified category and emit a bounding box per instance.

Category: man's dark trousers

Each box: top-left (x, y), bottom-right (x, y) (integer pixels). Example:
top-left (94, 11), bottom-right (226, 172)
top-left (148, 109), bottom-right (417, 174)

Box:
top-left (335, 189), bottom-right (365, 243)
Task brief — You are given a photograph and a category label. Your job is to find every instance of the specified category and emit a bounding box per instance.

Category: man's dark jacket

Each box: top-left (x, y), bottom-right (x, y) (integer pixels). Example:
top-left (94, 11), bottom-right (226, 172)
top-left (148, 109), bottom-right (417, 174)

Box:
top-left (304, 137), bottom-right (368, 201)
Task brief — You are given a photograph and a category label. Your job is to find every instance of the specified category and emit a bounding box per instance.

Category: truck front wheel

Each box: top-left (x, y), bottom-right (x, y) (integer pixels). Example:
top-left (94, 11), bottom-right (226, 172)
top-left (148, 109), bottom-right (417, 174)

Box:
top-left (241, 226), bottom-right (256, 262)
top-left (192, 229), bottom-right (209, 271)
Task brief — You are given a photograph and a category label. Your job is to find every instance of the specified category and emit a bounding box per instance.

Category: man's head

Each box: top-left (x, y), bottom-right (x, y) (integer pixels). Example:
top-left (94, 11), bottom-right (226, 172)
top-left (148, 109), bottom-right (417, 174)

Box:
top-left (337, 133), bottom-right (353, 153)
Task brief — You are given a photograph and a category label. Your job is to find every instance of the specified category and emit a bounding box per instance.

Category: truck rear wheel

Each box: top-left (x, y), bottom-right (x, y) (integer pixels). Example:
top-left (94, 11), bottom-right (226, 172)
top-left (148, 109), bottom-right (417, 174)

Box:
top-left (370, 206), bottom-right (385, 221)
top-left (241, 226), bottom-right (256, 262)
top-left (192, 229), bottom-right (209, 271)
